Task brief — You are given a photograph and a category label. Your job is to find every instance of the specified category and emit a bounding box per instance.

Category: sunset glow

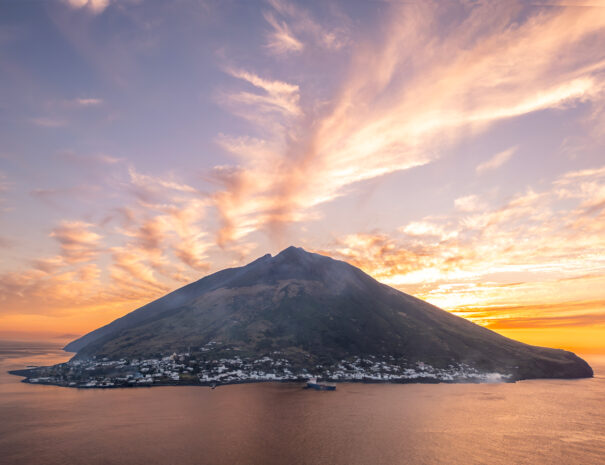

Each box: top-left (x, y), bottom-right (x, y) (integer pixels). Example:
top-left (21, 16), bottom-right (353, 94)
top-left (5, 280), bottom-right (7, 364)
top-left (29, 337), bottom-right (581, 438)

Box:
top-left (1, 0), bottom-right (604, 353)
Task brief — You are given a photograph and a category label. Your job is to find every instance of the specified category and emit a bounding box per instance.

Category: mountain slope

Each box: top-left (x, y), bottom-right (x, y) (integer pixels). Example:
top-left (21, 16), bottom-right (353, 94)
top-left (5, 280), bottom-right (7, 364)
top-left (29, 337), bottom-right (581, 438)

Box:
top-left (65, 246), bottom-right (592, 381)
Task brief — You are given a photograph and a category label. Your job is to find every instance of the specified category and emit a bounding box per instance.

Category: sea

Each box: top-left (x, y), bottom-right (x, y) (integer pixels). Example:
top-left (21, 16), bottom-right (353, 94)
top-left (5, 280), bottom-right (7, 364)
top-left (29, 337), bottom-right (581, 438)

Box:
top-left (1, 340), bottom-right (604, 465)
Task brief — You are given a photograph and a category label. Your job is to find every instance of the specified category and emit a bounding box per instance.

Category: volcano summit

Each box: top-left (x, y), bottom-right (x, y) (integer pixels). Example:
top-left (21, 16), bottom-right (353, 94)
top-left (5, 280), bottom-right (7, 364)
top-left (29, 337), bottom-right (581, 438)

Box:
top-left (12, 247), bottom-right (592, 387)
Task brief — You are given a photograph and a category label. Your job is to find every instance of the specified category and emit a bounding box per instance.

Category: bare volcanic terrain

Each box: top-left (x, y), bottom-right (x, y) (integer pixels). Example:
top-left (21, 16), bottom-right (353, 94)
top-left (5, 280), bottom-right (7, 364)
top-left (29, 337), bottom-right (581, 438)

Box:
top-left (12, 247), bottom-right (592, 387)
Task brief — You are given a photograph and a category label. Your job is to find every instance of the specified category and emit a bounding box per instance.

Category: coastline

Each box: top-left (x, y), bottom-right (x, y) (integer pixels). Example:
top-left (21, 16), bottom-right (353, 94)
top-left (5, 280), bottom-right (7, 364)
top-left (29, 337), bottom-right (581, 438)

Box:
top-left (4, 343), bottom-right (597, 389)
top-left (13, 367), bottom-right (595, 389)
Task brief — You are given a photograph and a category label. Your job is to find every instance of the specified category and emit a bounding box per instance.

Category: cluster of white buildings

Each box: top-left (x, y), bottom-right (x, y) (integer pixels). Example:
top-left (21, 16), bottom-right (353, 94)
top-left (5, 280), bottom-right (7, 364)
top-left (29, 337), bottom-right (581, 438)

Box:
top-left (318, 357), bottom-right (512, 382)
top-left (24, 347), bottom-right (512, 388)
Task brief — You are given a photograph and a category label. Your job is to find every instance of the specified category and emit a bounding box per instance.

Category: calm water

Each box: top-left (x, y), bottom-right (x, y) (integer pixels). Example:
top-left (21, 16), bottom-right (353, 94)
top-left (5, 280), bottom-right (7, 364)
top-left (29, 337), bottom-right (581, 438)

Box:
top-left (1, 341), bottom-right (604, 465)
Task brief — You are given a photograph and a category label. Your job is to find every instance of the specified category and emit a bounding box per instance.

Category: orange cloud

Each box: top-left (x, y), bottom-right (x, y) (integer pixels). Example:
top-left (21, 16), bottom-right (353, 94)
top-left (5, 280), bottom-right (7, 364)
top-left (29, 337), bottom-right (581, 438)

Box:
top-left (50, 221), bottom-right (102, 264)
top-left (108, 247), bottom-right (171, 297)
top-left (214, 0), bottom-right (605, 245)
top-left (64, 0), bottom-right (110, 14)
top-left (0, 264), bottom-right (105, 316)
top-left (315, 165), bottom-right (605, 348)
top-left (0, 164), bottom-right (217, 326)
top-left (104, 169), bottom-right (213, 289)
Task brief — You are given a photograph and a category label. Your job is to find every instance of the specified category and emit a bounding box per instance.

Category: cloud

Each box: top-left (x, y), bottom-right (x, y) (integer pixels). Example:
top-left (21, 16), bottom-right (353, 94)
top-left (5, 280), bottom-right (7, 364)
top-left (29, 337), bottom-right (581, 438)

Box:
top-left (213, 1), bottom-right (605, 245)
top-left (125, 166), bottom-right (200, 210)
top-left (317, 234), bottom-right (430, 284)
top-left (128, 167), bottom-right (199, 195)
top-left (401, 221), bottom-right (458, 241)
top-left (263, 0), bottom-right (349, 55)
top-left (31, 185), bottom-right (101, 207)
top-left (264, 11), bottom-right (304, 55)
top-left (50, 221), bottom-right (102, 264)
top-left (0, 163), bottom-right (217, 321)
top-left (78, 263), bottom-right (101, 282)
top-left (486, 311), bottom-right (605, 330)
top-left (0, 262), bottom-right (107, 316)
top-left (64, 0), bottom-right (110, 14)
top-left (454, 195), bottom-right (487, 212)
top-left (455, 298), bottom-right (605, 321)
top-left (225, 69), bottom-right (302, 118)
top-left (318, 164), bottom-right (605, 332)
top-left (54, 151), bottom-right (125, 168)
top-left (554, 164), bottom-right (605, 217)
top-left (31, 256), bottom-right (67, 274)
top-left (30, 117), bottom-right (67, 128)
top-left (74, 98), bottom-right (103, 106)
top-left (174, 241), bottom-right (211, 272)
top-left (4, 191), bottom-right (208, 316)
top-left (476, 146), bottom-right (518, 174)
top-left (108, 246), bottom-right (172, 296)
top-left (110, 167), bottom-right (212, 282)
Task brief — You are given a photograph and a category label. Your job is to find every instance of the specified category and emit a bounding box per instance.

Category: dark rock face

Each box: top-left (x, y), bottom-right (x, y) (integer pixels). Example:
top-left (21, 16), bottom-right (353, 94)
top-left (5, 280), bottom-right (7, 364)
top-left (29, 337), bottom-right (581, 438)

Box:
top-left (65, 246), bottom-right (592, 381)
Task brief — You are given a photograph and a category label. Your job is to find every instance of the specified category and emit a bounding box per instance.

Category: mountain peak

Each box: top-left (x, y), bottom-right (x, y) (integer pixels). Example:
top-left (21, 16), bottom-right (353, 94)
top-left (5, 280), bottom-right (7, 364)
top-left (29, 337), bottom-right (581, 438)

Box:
top-left (271, 245), bottom-right (326, 271)
top-left (276, 245), bottom-right (309, 258)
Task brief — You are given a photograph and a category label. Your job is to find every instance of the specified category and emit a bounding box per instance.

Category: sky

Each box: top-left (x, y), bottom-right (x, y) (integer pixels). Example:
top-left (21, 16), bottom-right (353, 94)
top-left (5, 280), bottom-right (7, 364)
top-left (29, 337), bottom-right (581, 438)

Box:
top-left (1, 0), bottom-right (604, 353)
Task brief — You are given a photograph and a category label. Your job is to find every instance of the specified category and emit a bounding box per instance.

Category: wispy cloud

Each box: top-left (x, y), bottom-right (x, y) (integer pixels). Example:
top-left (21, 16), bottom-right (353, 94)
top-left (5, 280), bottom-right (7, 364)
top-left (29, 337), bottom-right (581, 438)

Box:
top-left (31, 185), bottom-right (101, 207)
top-left (0, 167), bottom-right (212, 318)
top-left (50, 221), bottom-right (102, 264)
top-left (127, 167), bottom-right (200, 206)
top-left (30, 117), bottom-right (67, 128)
top-left (115, 167), bottom-right (212, 277)
top-left (74, 97), bottom-right (103, 106)
top-left (64, 0), bottom-right (110, 14)
top-left (55, 151), bottom-right (124, 167)
top-left (225, 69), bottom-right (302, 118)
top-left (476, 146), bottom-right (518, 174)
top-left (264, 11), bottom-right (304, 55)
top-left (215, 1), bottom-right (605, 245)
top-left (263, 0), bottom-right (348, 55)
top-left (108, 246), bottom-right (172, 297)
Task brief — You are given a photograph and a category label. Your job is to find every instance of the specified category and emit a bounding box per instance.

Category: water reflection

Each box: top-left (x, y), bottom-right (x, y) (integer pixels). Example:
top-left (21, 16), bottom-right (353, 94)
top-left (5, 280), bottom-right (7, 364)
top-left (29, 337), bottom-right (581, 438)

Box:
top-left (1, 343), bottom-right (604, 465)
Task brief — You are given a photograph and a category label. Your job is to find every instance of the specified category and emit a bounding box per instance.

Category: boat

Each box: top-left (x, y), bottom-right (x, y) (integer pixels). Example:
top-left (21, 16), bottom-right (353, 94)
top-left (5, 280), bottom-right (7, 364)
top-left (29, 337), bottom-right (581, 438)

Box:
top-left (306, 377), bottom-right (336, 391)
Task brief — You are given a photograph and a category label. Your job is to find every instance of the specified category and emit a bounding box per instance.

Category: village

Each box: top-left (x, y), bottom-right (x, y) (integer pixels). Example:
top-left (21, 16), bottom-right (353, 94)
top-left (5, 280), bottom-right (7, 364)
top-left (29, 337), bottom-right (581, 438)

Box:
top-left (21, 342), bottom-right (512, 388)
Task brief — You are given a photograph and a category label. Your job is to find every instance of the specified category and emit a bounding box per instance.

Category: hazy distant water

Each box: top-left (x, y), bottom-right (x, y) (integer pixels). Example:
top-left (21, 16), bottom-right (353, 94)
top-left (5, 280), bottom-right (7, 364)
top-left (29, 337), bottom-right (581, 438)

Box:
top-left (1, 341), bottom-right (604, 465)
